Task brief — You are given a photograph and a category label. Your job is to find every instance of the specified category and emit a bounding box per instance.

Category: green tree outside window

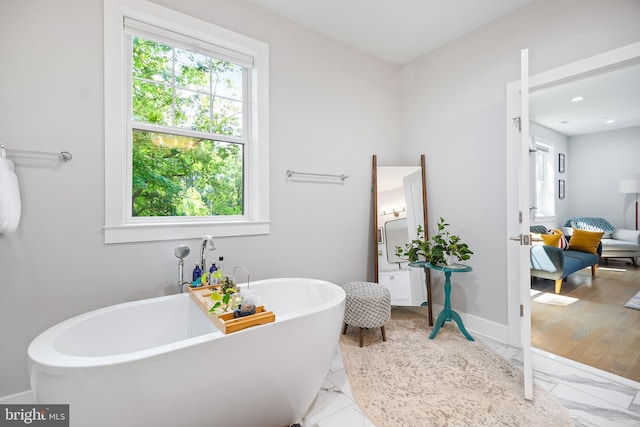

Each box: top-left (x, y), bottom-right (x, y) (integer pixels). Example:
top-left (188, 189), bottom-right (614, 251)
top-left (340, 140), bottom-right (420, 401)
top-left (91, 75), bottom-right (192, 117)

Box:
top-left (130, 36), bottom-right (244, 217)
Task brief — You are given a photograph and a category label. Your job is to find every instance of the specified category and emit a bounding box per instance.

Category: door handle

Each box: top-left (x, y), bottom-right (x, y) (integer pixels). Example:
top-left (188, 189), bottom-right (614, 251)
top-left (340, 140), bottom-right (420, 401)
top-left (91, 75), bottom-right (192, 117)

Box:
top-left (509, 234), bottom-right (530, 245)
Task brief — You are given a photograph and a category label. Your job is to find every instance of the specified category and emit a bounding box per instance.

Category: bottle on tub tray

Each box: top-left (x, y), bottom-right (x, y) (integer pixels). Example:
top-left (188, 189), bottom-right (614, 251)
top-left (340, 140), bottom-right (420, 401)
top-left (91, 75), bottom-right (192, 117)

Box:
top-left (192, 263), bottom-right (202, 287)
top-left (209, 260), bottom-right (219, 284)
top-left (217, 256), bottom-right (225, 276)
top-left (209, 256), bottom-right (224, 284)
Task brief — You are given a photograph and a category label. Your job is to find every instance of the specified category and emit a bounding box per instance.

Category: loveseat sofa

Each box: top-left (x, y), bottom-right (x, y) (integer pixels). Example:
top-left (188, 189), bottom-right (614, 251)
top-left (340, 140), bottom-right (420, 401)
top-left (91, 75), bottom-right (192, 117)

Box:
top-left (530, 225), bottom-right (601, 294)
top-left (562, 217), bottom-right (640, 268)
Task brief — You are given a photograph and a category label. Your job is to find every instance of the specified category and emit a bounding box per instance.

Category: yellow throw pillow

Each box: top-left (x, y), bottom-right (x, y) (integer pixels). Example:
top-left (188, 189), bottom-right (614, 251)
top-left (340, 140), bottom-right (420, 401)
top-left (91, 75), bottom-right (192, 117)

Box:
top-left (568, 228), bottom-right (604, 254)
top-left (550, 229), bottom-right (569, 250)
top-left (541, 233), bottom-right (561, 247)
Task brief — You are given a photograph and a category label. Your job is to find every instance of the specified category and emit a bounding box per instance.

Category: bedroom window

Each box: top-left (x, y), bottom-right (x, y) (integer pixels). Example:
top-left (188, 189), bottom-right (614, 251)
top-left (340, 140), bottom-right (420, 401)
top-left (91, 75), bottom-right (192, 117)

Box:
top-left (104, 0), bottom-right (269, 243)
top-left (533, 140), bottom-right (555, 219)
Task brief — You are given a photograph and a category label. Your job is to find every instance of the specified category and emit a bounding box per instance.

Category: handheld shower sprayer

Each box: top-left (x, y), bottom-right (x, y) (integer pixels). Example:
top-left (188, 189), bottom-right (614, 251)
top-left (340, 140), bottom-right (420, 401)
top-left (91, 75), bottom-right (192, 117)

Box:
top-left (174, 244), bottom-right (191, 293)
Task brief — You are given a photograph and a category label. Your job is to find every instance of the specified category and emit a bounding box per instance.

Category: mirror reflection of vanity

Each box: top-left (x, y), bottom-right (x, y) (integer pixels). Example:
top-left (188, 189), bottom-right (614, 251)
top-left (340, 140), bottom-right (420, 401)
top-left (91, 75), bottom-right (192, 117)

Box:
top-left (373, 155), bottom-right (433, 324)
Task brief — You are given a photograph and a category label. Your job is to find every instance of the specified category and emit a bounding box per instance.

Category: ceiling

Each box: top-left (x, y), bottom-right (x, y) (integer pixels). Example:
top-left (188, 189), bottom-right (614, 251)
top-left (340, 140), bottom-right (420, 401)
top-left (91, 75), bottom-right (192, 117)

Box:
top-left (530, 62), bottom-right (640, 136)
top-left (244, 0), bottom-right (533, 65)
top-left (244, 0), bottom-right (640, 136)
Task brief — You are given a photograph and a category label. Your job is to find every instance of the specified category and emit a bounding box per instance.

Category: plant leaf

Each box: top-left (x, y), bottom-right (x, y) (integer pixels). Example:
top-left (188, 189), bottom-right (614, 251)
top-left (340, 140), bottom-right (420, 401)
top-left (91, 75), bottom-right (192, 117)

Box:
top-left (209, 301), bottom-right (221, 313)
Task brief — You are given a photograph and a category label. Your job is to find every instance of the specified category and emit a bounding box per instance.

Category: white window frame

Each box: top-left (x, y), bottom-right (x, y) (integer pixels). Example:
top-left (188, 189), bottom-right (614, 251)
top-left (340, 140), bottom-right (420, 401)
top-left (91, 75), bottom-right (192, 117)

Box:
top-left (104, 0), bottom-right (269, 244)
top-left (531, 137), bottom-right (556, 221)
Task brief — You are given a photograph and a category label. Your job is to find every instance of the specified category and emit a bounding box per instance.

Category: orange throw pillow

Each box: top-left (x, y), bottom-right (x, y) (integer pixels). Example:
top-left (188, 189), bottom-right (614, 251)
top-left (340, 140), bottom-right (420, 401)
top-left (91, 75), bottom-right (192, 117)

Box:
top-left (568, 228), bottom-right (603, 254)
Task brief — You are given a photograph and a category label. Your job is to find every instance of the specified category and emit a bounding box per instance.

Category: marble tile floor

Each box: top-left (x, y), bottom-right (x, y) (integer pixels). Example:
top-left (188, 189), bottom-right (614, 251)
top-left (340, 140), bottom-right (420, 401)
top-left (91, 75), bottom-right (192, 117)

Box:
top-left (300, 334), bottom-right (640, 426)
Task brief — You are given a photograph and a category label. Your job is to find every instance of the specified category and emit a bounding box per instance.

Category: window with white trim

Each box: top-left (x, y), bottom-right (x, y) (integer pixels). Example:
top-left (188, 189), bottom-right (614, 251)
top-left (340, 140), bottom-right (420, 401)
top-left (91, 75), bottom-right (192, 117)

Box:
top-left (532, 139), bottom-right (555, 219)
top-left (104, 0), bottom-right (269, 243)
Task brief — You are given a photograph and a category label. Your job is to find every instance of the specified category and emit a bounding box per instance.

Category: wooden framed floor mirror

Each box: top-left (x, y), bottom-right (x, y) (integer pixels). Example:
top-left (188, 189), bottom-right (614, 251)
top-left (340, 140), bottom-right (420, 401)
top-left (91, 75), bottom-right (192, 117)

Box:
top-left (372, 154), bottom-right (433, 325)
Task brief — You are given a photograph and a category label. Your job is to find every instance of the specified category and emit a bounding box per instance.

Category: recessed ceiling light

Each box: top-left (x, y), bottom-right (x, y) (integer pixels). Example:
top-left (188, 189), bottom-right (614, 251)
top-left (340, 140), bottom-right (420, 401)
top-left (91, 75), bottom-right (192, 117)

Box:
top-left (571, 96), bottom-right (584, 102)
top-left (605, 118), bottom-right (616, 124)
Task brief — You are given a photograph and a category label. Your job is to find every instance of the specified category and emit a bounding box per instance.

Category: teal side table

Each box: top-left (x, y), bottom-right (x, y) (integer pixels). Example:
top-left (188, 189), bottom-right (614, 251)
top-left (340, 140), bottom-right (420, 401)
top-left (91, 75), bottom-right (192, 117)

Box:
top-left (423, 262), bottom-right (474, 341)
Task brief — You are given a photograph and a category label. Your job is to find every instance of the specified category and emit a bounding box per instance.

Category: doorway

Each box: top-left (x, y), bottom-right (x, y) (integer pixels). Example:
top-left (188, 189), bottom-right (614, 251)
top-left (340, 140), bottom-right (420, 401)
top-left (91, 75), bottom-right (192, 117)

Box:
top-left (506, 41), bottom-right (640, 381)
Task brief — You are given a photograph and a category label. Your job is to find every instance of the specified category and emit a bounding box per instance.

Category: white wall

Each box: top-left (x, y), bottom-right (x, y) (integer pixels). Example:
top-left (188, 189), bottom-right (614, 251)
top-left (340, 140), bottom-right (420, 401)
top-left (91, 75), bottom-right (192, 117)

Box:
top-left (0, 0), bottom-right (399, 396)
top-left (398, 0), bottom-right (640, 325)
top-left (568, 126), bottom-right (640, 228)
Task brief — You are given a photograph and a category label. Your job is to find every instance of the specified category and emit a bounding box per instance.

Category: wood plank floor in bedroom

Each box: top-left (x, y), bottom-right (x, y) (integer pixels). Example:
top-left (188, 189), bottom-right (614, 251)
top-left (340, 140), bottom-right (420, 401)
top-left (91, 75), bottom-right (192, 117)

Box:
top-left (531, 258), bottom-right (640, 382)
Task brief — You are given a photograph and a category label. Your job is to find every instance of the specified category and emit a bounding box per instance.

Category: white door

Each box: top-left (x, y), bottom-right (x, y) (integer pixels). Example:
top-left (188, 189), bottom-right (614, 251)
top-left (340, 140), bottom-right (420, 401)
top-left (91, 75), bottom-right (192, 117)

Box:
top-left (404, 169), bottom-right (429, 304)
top-left (518, 49), bottom-right (533, 400)
top-left (506, 42), bottom-right (640, 401)
top-left (403, 169), bottom-right (424, 241)
top-left (506, 49), bottom-right (533, 400)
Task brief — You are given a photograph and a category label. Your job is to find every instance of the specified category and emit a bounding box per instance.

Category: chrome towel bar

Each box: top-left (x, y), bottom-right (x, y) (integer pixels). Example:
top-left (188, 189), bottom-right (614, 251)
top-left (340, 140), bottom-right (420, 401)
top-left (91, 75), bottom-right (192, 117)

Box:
top-left (0, 143), bottom-right (72, 162)
top-left (286, 169), bottom-right (348, 181)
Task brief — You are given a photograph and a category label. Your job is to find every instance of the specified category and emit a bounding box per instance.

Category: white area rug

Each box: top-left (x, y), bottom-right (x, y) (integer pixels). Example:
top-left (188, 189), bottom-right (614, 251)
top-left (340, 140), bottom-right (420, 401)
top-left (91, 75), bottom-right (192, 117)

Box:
top-left (624, 291), bottom-right (640, 310)
top-left (340, 308), bottom-right (573, 427)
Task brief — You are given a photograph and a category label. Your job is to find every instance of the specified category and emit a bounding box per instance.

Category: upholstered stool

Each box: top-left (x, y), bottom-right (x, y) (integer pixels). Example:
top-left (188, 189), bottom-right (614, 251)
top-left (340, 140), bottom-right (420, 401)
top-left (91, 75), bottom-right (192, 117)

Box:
top-left (342, 282), bottom-right (391, 347)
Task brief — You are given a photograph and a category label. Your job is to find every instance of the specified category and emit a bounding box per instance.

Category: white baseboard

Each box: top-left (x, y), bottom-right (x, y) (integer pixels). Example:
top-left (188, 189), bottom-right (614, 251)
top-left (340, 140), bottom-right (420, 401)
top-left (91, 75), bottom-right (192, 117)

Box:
top-left (0, 390), bottom-right (34, 404)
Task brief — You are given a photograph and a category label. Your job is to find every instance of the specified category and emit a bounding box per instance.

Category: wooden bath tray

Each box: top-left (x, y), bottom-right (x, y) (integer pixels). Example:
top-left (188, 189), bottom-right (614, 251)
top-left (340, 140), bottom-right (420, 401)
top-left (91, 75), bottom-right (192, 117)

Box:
top-left (187, 285), bottom-right (275, 334)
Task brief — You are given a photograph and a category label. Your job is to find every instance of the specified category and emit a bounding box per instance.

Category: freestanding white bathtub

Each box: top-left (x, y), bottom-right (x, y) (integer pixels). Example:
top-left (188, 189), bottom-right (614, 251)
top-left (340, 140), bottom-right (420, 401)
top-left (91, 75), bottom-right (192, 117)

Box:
top-left (28, 278), bottom-right (345, 427)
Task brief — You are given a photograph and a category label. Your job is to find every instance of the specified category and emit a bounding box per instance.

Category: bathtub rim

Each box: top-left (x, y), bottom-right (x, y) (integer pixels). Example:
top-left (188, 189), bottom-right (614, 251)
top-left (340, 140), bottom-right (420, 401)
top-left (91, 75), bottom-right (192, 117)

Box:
top-left (28, 277), bottom-right (345, 369)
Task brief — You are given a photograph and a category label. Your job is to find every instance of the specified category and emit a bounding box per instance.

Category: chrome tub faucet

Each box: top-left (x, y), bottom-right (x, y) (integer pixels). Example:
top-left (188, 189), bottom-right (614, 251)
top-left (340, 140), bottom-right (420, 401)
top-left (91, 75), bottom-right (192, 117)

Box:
top-left (200, 234), bottom-right (216, 273)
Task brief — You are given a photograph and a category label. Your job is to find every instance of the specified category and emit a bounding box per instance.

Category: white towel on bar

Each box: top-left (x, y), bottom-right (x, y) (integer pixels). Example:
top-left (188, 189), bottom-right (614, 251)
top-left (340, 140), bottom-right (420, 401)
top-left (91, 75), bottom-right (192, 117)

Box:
top-left (0, 157), bottom-right (21, 233)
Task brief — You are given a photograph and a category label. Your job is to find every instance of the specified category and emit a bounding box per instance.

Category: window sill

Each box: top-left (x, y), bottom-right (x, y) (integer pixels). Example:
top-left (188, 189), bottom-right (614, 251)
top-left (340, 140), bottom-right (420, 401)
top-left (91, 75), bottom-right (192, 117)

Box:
top-left (533, 214), bottom-right (556, 224)
top-left (104, 220), bottom-right (270, 244)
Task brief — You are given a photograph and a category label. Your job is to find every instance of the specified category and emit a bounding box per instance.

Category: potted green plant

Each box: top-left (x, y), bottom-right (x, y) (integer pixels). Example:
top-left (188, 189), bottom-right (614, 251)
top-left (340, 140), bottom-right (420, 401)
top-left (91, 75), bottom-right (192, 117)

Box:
top-left (395, 217), bottom-right (473, 266)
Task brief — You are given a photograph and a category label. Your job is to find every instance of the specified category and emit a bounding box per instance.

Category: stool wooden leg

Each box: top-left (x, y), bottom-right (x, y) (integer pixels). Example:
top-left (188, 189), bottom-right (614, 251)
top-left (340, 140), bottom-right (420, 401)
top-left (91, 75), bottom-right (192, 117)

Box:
top-left (381, 325), bottom-right (387, 342)
top-left (359, 328), bottom-right (364, 347)
top-left (342, 322), bottom-right (348, 335)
